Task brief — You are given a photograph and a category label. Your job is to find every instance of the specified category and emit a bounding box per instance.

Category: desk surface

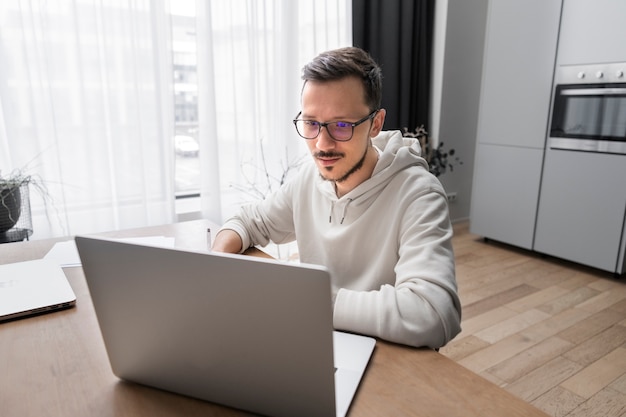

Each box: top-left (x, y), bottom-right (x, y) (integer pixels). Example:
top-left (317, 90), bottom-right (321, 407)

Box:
top-left (0, 220), bottom-right (549, 417)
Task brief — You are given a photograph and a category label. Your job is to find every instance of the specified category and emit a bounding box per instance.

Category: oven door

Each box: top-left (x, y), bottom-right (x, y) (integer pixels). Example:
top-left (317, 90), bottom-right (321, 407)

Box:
top-left (549, 83), bottom-right (626, 154)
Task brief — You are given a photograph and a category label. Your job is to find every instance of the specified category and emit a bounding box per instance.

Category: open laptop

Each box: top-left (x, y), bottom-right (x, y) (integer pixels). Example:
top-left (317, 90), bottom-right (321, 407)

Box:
top-left (0, 259), bottom-right (76, 322)
top-left (75, 236), bottom-right (375, 417)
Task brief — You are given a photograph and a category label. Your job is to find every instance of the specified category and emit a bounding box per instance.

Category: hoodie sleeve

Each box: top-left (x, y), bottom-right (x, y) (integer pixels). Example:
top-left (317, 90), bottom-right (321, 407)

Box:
top-left (333, 188), bottom-right (462, 349)
top-left (219, 178), bottom-right (298, 252)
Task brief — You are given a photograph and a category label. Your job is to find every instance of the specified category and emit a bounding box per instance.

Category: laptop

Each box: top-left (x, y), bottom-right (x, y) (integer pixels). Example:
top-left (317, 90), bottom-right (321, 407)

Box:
top-left (75, 236), bottom-right (375, 417)
top-left (0, 259), bottom-right (77, 322)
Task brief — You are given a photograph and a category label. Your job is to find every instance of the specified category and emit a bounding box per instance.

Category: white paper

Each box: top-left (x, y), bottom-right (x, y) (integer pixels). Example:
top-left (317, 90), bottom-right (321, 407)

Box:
top-left (43, 240), bottom-right (81, 267)
top-left (44, 236), bottom-right (176, 267)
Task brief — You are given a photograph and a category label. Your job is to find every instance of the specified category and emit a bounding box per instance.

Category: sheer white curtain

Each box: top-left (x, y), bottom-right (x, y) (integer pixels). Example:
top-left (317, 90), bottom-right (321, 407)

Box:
top-left (0, 0), bottom-right (176, 239)
top-left (195, 1), bottom-right (352, 224)
top-left (0, 0), bottom-right (351, 241)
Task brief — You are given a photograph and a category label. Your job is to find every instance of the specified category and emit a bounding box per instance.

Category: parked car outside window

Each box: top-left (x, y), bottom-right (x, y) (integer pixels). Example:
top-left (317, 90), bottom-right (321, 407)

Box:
top-left (174, 135), bottom-right (199, 157)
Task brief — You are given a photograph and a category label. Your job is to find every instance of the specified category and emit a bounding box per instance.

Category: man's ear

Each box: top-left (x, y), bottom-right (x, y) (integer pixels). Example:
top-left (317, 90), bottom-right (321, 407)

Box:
top-left (370, 108), bottom-right (386, 137)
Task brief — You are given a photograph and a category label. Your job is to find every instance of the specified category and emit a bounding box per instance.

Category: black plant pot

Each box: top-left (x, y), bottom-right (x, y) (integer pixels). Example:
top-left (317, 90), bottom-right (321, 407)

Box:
top-left (0, 186), bottom-right (22, 233)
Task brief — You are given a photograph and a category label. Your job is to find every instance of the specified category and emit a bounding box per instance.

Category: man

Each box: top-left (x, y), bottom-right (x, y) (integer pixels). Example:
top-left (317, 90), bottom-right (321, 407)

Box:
top-left (212, 47), bottom-right (461, 349)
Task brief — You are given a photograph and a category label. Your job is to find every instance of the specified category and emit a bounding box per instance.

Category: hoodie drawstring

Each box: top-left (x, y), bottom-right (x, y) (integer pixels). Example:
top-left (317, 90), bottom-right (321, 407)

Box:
top-left (340, 198), bottom-right (353, 224)
top-left (328, 198), bottom-right (354, 224)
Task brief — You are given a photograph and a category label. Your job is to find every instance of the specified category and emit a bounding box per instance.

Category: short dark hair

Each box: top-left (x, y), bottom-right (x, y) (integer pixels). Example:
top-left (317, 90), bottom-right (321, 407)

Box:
top-left (301, 47), bottom-right (383, 112)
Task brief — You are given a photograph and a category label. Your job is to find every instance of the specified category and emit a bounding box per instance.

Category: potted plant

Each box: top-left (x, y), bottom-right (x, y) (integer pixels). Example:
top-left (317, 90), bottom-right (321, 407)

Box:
top-left (402, 126), bottom-right (462, 177)
top-left (1, 171), bottom-right (28, 232)
top-left (0, 169), bottom-right (49, 241)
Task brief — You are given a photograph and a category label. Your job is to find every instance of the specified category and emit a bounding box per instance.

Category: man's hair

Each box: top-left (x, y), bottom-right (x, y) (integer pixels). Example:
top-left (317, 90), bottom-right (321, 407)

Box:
top-left (301, 47), bottom-right (383, 112)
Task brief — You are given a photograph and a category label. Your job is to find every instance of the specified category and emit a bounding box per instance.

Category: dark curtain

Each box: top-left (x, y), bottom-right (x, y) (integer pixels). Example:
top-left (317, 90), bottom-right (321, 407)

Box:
top-left (352, 0), bottom-right (435, 132)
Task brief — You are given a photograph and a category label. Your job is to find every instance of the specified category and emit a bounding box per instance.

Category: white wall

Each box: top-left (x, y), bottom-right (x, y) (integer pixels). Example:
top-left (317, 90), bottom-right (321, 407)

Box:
top-left (431, 0), bottom-right (488, 222)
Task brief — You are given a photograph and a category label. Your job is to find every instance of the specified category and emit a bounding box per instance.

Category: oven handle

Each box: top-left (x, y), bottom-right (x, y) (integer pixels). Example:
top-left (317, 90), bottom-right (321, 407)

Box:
top-left (561, 88), bottom-right (626, 96)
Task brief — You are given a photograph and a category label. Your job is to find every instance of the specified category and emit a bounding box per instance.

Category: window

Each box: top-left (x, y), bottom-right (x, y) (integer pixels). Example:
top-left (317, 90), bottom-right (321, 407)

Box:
top-left (170, 8), bottom-right (201, 197)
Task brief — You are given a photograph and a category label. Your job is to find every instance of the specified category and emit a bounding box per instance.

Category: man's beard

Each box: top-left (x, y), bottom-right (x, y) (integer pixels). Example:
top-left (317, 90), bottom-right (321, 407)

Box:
top-left (315, 146), bottom-right (369, 184)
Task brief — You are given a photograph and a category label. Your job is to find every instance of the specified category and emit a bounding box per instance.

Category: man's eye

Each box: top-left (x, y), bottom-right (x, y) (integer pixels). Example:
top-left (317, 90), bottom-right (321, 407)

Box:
top-left (335, 121), bottom-right (351, 128)
top-left (304, 120), bottom-right (319, 127)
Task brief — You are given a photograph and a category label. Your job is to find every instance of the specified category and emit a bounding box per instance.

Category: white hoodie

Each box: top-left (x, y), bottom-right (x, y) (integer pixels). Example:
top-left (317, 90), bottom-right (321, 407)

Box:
top-left (220, 130), bottom-right (462, 348)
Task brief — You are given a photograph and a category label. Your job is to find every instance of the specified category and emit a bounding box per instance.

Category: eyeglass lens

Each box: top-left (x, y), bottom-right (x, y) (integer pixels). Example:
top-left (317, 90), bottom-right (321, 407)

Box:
top-left (295, 120), bottom-right (354, 141)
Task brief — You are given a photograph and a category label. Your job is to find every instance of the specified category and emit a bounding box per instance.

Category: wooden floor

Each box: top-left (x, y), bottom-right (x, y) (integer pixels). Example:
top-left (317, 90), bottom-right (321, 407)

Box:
top-left (441, 222), bottom-right (626, 417)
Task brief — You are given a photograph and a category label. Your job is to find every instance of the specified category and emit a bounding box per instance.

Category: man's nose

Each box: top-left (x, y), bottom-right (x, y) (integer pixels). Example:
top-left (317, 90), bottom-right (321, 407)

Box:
top-left (316, 126), bottom-right (336, 150)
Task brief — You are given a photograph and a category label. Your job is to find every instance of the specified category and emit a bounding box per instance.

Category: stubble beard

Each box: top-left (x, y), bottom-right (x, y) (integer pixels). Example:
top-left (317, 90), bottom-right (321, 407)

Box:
top-left (316, 145), bottom-right (370, 184)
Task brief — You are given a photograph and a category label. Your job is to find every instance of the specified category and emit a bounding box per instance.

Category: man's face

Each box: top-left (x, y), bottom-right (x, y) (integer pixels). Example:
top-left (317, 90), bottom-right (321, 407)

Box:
top-left (300, 76), bottom-right (383, 185)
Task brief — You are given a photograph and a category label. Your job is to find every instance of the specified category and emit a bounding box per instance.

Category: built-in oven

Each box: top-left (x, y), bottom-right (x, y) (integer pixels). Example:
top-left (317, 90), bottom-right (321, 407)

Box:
top-left (549, 62), bottom-right (626, 154)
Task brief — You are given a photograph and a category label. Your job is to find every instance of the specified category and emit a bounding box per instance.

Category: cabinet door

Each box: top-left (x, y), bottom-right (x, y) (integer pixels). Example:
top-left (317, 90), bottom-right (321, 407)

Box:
top-left (470, 144), bottom-right (544, 249)
top-left (476, 0), bottom-right (562, 149)
top-left (557, 0), bottom-right (626, 65)
top-left (534, 150), bottom-right (626, 273)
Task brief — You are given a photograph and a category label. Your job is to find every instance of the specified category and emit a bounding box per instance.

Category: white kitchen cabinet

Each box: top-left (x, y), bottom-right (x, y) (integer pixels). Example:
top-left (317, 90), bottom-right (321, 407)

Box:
top-left (470, 0), bottom-right (562, 246)
top-left (471, 144), bottom-right (544, 249)
top-left (475, 0), bottom-right (562, 150)
top-left (534, 150), bottom-right (626, 274)
top-left (557, 0), bottom-right (626, 65)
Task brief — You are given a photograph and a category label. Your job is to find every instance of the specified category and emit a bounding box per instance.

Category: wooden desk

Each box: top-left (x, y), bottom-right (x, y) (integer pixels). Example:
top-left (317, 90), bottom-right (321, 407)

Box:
top-left (0, 220), bottom-right (549, 417)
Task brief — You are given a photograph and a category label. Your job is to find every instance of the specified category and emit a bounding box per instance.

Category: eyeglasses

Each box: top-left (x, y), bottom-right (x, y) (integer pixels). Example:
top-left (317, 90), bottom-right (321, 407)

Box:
top-left (293, 109), bottom-right (379, 142)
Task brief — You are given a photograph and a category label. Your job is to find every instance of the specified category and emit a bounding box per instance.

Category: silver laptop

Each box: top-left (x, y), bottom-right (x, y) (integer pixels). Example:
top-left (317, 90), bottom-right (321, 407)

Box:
top-left (0, 259), bottom-right (76, 322)
top-left (75, 236), bottom-right (375, 417)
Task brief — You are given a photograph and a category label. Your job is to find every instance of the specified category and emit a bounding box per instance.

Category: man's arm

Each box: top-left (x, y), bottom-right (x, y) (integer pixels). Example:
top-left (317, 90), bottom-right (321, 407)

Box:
top-left (211, 229), bottom-right (243, 253)
top-left (333, 190), bottom-right (462, 349)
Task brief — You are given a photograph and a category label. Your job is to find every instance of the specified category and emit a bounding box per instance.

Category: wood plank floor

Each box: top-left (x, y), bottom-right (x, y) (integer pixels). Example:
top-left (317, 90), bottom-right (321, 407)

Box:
top-left (442, 221), bottom-right (626, 417)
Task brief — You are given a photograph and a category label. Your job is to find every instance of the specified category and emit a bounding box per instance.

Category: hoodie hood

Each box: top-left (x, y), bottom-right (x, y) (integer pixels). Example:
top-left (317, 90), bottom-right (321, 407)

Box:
top-left (371, 129), bottom-right (428, 178)
top-left (316, 130), bottom-right (431, 223)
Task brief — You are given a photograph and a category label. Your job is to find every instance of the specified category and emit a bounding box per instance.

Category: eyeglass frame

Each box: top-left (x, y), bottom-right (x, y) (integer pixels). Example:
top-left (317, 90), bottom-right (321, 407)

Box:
top-left (292, 109), bottom-right (380, 142)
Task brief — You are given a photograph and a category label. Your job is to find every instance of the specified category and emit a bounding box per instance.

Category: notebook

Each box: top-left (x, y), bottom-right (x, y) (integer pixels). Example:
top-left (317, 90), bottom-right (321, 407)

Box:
top-left (0, 259), bottom-right (76, 322)
top-left (75, 236), bottom-right (375, 417)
